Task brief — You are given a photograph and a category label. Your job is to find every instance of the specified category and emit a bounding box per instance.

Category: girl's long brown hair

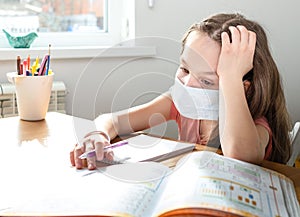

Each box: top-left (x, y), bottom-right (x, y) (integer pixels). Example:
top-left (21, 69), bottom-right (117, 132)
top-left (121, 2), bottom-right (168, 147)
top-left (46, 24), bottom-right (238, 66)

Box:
top-left (182, 13), bottom-right (292, 163)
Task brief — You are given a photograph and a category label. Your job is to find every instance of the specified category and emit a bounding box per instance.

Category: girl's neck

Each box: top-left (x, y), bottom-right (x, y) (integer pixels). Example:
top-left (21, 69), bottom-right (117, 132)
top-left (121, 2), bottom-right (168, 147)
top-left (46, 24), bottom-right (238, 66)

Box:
top-left (199, 120), bottom-right (218, 145)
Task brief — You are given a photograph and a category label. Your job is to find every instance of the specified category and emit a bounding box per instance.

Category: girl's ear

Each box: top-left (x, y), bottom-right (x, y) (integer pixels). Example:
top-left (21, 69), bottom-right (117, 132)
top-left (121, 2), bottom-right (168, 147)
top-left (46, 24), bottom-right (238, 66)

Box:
top-left (243, 80), bottom-right (251, 91)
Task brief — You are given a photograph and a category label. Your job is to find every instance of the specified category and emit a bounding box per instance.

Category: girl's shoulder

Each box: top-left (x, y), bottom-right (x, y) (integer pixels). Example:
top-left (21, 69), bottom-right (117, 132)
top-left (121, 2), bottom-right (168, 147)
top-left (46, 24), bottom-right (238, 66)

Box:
top-left (254, 116), bottom-right (272, 138)
top-left (254, 116), bottom-right (270, 131)
top-left (254, 116), bottom-right (273, 160)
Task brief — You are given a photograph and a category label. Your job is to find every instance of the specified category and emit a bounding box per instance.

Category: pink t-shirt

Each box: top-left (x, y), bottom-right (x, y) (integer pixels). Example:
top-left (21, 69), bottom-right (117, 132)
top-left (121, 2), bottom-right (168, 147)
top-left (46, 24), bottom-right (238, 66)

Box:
top-left (169, 102), bottom-right (272, 160)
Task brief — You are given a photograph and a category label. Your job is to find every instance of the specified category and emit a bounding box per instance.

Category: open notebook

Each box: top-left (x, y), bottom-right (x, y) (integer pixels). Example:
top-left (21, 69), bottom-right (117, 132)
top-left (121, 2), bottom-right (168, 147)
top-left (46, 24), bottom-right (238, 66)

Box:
top-left (104, 134), bottom-right (195, 163)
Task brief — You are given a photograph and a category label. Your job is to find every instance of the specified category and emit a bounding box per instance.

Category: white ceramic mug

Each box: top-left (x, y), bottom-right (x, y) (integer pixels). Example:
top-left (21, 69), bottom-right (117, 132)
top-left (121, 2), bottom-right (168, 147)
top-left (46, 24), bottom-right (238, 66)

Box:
top-left (7, 72), bottom-right (54, 121)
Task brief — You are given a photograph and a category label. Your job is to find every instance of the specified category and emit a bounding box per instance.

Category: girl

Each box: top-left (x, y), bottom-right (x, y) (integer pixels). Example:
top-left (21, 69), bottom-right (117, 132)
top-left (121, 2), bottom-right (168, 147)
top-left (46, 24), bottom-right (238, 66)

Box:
top-left (70, 13), bottom-right (292, 170)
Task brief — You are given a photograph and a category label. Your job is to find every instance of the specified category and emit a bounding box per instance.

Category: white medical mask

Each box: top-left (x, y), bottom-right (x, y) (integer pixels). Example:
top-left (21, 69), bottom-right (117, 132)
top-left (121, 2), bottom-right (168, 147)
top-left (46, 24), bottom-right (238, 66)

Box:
top-left (171, 77), bottom-right (219, 120)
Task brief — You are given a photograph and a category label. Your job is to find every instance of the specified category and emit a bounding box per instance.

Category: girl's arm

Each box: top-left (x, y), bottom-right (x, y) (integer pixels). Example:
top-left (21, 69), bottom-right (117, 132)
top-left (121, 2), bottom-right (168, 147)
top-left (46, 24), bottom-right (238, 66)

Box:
top-left (71, 92), bottom-right (173, 169)
top-left (217, 26), bottom-right (269, 164)
top-left (94, 92), bottom-right (173, 140)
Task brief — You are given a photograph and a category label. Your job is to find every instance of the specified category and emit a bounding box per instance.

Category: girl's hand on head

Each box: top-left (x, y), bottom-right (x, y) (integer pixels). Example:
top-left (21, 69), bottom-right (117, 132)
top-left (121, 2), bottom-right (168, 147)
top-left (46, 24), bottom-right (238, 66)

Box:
top-left (69, 133), bottom-right (112, 170)
top-left (217, 25), bottom-right (256, 80)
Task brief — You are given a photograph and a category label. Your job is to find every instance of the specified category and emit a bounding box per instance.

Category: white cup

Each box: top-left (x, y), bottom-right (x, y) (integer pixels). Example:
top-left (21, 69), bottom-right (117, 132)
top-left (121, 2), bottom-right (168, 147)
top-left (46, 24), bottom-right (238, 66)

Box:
top-left (7, 72), bottom-right (54, 121)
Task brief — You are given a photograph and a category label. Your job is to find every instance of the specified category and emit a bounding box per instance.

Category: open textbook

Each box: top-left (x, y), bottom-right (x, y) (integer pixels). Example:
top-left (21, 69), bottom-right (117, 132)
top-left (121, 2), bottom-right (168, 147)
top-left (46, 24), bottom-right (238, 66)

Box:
top-left (1, 151), bottom-right (299, 217)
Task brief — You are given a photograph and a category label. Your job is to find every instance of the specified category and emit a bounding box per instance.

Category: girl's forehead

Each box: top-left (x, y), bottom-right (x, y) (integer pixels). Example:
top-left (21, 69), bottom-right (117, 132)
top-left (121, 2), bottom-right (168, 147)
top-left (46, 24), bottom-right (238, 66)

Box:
top-left (182, 31), bottom-right (220, 73)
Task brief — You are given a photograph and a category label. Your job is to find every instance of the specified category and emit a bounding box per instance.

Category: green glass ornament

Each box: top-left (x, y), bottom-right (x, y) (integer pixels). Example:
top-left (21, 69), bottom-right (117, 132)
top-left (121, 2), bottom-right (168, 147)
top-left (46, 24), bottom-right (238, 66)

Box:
top-left (2, 29), bottom-right (38, 48)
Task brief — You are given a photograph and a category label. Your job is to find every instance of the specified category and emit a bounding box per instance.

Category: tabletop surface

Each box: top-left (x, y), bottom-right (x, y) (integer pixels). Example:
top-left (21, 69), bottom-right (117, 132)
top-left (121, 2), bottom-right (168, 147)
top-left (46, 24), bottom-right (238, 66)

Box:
top-left (0, 112), bottom-right (299, 210)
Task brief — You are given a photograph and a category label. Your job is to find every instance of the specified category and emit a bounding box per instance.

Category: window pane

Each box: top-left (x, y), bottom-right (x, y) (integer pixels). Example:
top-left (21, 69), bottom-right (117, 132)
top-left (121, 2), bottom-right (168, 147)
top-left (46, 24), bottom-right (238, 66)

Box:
top-left (0, 0), bottom-right (107, 34)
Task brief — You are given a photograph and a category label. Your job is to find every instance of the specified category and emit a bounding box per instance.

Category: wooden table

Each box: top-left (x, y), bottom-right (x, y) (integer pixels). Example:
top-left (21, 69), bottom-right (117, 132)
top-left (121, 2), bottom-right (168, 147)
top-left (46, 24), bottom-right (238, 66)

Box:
top-left (0, 112), bottom-right (299, 209)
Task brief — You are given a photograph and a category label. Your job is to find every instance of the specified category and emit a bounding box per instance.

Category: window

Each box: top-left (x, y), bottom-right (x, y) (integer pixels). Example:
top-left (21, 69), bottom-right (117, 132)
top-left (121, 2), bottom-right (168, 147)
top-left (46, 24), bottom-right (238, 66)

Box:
top-left (0, 0), bottom-right (127, 48)
top-left (0, 0), bottom-right (107, 33)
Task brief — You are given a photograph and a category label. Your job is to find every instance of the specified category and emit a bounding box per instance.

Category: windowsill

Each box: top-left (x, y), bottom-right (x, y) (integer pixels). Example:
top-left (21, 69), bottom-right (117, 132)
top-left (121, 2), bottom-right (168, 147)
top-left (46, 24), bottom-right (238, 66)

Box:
top-left (0, 46), bottom-right (156, 61)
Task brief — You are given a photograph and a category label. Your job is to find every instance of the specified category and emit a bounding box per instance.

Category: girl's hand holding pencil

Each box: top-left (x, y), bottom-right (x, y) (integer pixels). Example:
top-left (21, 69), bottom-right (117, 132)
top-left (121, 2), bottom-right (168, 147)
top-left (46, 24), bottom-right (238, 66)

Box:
top-left (70, 131), bottom-right (116, 170)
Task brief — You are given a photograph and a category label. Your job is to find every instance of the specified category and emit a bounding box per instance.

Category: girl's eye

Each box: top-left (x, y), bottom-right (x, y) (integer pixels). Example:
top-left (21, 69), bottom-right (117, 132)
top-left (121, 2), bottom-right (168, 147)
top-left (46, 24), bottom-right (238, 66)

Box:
top-left (180, 67), bottom-right (189, 74)
top-left (201, 79), bottom-right (214, 86)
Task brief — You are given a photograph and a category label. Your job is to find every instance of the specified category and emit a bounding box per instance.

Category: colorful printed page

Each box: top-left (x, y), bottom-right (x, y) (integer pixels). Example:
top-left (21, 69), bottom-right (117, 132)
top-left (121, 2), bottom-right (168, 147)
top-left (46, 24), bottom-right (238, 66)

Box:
top-left (153, 151), bottom-right (300, 217)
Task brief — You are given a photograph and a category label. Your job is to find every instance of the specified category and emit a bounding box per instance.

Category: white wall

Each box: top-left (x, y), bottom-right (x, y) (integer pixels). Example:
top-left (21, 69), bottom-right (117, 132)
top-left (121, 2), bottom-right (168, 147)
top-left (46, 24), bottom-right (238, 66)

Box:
top-left (134, 0), bottom-right (300, 124)
top-left (0, 0), bottom-right (299, 138)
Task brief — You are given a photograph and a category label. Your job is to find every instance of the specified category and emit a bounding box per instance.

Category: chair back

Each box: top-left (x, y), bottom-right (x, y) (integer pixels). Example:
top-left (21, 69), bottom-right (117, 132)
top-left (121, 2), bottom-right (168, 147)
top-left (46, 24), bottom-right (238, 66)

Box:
top-left (287, 122), bottom-right (300, 166)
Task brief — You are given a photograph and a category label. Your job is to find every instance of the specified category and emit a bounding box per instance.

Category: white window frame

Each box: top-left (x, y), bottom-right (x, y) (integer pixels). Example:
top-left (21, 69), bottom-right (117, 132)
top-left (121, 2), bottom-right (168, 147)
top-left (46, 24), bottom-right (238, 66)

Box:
top-left (0, 0), bottom-right (130, 49)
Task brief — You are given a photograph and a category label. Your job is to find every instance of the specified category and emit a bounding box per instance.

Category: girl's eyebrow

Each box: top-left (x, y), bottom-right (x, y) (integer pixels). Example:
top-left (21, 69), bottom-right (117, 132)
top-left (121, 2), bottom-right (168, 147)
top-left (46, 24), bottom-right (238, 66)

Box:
top-left (203, 70), bottom-right (218, 76)
top-left (180, 57), bottom-right (217, 76)
top-left (180, 57), bottom-right (189, 67)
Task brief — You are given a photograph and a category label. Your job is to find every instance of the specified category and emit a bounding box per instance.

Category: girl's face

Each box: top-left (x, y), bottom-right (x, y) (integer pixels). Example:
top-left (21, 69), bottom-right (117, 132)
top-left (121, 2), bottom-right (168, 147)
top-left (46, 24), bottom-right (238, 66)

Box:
top-left (177, 31), bottom-right (220, 90)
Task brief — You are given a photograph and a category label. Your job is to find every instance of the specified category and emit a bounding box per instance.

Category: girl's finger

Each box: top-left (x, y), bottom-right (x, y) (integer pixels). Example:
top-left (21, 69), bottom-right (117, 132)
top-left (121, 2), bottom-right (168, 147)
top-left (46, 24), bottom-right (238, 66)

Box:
top-left (221, 31), bottom-right (230, 50)
top-left (236, 25), bottom-right (249, 48)
top-left (85, 140), bottom-right (96, 170)
top-left (74, 145), bottom-right (85, 169)
top-left (229, 26), bottom-right (240, 44)
top-left (104, 149), bottom-right (114, 161)
top-left (248, 30), bottom-right (257, 54)
top-left (95, 141), bottom-right (105, 161)
top-left (70, 150), bottom-right (75, 166)
top-left (86, 154), bottom-right (96, 170)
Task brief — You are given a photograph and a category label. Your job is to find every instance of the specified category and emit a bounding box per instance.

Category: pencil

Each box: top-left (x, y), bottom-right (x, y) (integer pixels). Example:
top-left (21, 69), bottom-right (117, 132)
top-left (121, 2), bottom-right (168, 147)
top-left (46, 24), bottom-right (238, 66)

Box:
top-left (79, 140), bottom-right (129, 159)
top-left (45, 44), bottom-right (51, 75)
top-left (17, 55), bottom-right (21, 75)
top-left (27, 55), bottom-right (30, 71)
